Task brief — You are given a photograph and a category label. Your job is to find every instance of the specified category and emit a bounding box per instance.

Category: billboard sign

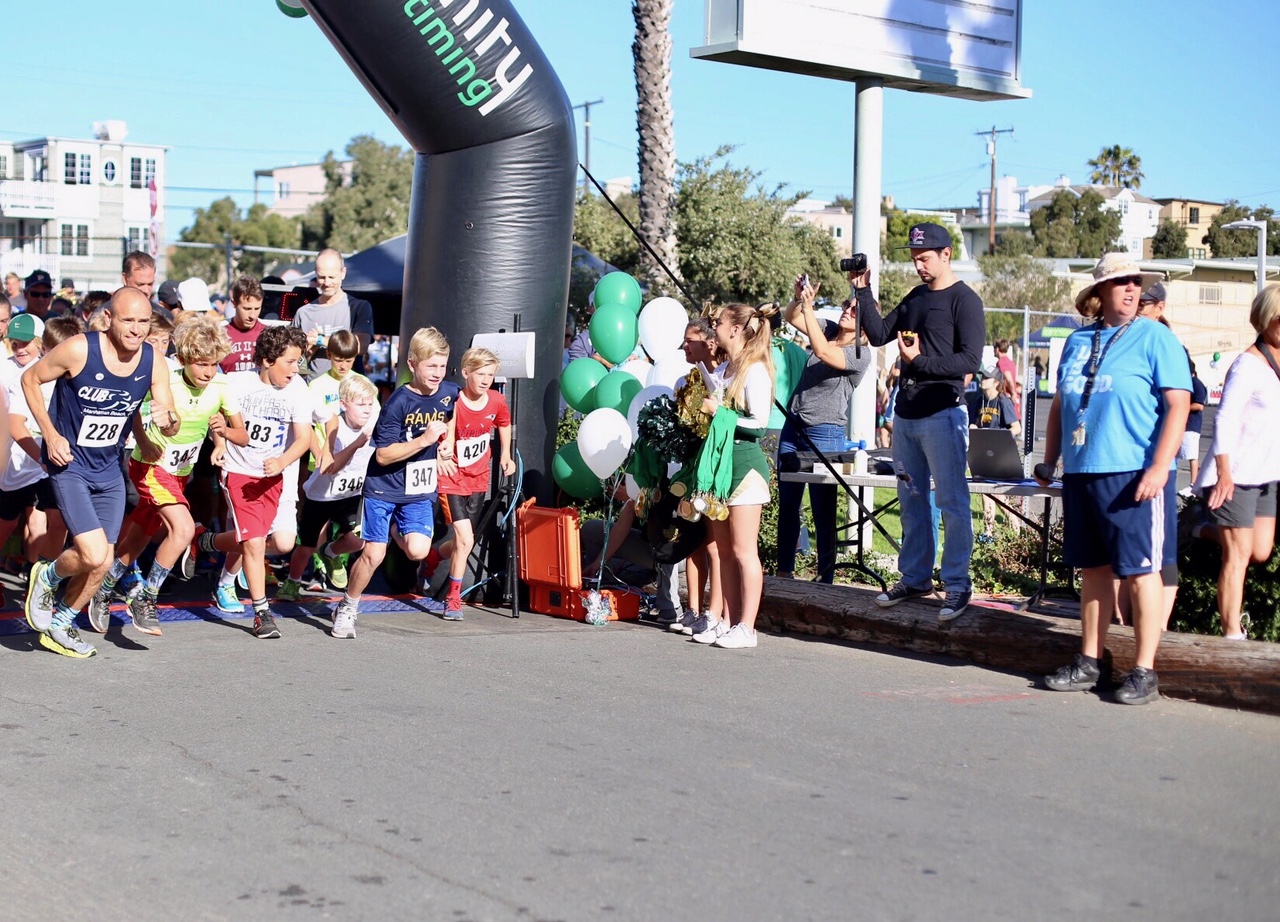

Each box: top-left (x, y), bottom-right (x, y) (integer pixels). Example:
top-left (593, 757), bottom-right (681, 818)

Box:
top-left (691, 0), bottom-right (1029, 101)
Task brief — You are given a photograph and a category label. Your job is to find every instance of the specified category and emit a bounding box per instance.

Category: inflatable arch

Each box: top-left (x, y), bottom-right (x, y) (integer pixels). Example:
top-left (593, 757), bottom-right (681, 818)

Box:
top-left (292, 0), bottom-right (577, 498)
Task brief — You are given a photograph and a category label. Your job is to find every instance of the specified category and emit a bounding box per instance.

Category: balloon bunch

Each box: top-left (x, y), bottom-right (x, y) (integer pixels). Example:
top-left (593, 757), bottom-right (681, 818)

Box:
top-left (554, 272), bottom-right (698, 498)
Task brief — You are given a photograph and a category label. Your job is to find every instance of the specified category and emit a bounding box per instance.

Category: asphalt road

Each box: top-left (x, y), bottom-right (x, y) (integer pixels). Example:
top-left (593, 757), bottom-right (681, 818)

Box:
top-left (1, 603), bottom-right (1276, 921)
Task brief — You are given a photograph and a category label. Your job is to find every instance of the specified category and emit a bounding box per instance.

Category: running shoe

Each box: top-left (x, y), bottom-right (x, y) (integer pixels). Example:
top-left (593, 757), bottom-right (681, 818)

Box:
top-left (129, 590), bottom-right (163, 636)
top-left (331, 599), bottom-right (357, 639)
top-left (253, 610), bottom-right (282, 639)
top-left (25, 560), bottom-right (56, 633)
top-left (180, 526), bottom-right (206, 580)
top-left (40, 624), bottom-right (97, 658)
top-left (87, 588), bottom-right (113, 634)
top-left (212, 583), bottom-right (245, 614)
top-left (443, 595), bottom-right (465, 621)
top-left (712, 623), bottom-right (758, 649)
top-left (668, 609), bottom-right (699, 635)
top-left (324, 552), bottom-right (349, 591)
top-left (1114, 667), bottom-right (1160, 706)
top-left (1043, 653), bottom-right (1102, 692)
top-left (276, 578), bottom-right (303, 602)
top-left (691, 617), bottom-right (728, 645)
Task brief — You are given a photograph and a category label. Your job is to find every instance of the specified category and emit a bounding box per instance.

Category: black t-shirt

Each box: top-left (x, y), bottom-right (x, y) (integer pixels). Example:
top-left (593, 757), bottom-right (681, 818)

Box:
top-left (857, 281), bottom-right (986, 420)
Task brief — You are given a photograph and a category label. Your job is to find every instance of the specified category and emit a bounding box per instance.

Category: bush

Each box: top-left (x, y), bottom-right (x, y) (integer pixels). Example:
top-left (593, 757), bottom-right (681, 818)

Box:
top-left (971, 516), bottom-right (1071, 597)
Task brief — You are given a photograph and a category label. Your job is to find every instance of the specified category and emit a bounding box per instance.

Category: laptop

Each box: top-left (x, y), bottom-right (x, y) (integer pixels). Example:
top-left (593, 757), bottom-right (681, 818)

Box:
top-left (968, 427), bottom-right (1025, 481)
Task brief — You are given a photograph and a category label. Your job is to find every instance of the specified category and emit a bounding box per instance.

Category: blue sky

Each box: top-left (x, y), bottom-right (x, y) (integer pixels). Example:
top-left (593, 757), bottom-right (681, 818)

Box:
top-left (4, 1), bottom-right (1278, 240)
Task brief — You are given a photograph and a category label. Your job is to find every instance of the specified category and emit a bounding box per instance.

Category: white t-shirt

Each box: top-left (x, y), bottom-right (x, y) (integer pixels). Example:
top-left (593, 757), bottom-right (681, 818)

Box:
top-left (1, 356), bottom-right (55, 492)
top-left (220, 370), bottom-right (313, 478)
top-left (308, 372), bottom-right (341, 425)
top-left (304, 416), bottom-right (377, 502)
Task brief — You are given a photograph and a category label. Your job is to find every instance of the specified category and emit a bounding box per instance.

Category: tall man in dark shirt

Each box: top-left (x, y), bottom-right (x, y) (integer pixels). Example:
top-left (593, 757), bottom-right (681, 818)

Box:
top-left (855, 223), bottom-right (986, 621)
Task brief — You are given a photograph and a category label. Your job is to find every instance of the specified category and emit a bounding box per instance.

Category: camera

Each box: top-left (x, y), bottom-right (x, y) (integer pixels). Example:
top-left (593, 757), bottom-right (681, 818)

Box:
top-left (839, 253), bottom-right (868, 274)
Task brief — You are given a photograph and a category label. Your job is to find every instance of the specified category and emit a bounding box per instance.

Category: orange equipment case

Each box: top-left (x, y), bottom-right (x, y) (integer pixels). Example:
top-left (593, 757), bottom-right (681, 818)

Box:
top-left (515, 500), bottom-right (640, 621)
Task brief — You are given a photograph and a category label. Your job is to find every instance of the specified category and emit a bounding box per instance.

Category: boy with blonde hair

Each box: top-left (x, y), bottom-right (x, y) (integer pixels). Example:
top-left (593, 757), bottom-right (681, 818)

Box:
top-left (329, 327), bottom-right (457, 638)
top-left (278, 373), bottom-right (379, 601)
top-left (431, 347), bottom-right (513, 619)
top-left (88, 316), bottom-right (247, 634)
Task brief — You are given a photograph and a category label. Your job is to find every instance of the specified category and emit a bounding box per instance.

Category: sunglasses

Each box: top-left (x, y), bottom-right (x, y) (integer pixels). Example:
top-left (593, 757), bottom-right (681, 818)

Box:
top-left (27, 289), bottom-right (54, 297)
top-left (1108, 276), bottom-right (1145, 288)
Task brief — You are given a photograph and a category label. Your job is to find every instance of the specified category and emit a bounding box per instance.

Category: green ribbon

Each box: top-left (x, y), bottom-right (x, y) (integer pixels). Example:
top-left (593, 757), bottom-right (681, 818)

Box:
top-left (690, 406), bottom-right (739, 500)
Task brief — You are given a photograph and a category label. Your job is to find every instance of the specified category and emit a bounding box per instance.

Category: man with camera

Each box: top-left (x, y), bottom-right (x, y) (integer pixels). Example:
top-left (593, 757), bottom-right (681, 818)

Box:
top-left (853, 222), bottom-right (985, 621)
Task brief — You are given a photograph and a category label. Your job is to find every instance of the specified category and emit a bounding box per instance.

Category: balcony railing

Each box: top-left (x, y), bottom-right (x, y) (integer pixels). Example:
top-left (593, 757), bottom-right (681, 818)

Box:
top-left (0, 180), bottom-right (57, 217)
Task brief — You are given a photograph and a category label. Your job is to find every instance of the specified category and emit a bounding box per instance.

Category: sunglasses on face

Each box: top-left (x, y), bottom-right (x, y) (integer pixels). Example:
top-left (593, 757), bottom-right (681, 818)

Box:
top-left (1108, 276), bottom-right (1145, 288)
top-left (27, 290), bottom-right (53, 298)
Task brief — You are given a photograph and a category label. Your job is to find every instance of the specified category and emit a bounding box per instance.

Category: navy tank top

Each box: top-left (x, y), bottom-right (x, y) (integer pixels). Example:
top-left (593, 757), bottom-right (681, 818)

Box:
top-left (46, 334), bottom-right (154, 476)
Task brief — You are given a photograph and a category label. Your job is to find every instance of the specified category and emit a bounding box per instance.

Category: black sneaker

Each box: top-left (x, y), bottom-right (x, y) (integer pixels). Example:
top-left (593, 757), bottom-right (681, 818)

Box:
top-left (874, 580), bottom-right (932, 608)
top-left (938, 589), bottom-right (972, 622)
top-left (1044, 653), bottom-right (1101, 692)
top-left (1114, 667), bottom-right (1159, 705)
top-left (253, 610), bottom-right (282, 639)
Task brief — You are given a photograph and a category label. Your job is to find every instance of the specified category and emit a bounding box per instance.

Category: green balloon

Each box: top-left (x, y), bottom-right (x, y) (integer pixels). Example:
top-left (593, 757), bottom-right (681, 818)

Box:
top-left (589, 304), bottom-right (639, 366)
top-left (592, 370), bottom-right (643, 415)
top-left (561, 357), bottom-right (607, 413)
top-left (553, 443), bottom-right (602, 500)
top-left (594, 272), bottom-right (644, 315)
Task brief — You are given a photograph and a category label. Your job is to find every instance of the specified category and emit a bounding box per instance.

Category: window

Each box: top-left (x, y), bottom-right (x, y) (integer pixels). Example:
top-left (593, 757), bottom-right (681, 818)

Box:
top-left (144, 159), bottom-right (156, 186)
top-left (1190, 247), bottom-right (1207, 259)
top-left (277, 181), bottom-right (291, 199)
top-left (0, 154), bottom-right (7, 179)
top-left (1199, 284), bottom-right (1222, 304)
top-left (64, 152), bottom-right (78, 185)
top-left (1189, 207), bottom-right (1200, 225)
top-left (60, 224), bottom-right (90, 257)
top-left (79, 154), bottom-right (91, 185)
top-left (103, 160), bottom-right (117, 183)
top-left (130, 157), bottom-right (142, 188)
top-left (127, 226), bottom-right (148, 253)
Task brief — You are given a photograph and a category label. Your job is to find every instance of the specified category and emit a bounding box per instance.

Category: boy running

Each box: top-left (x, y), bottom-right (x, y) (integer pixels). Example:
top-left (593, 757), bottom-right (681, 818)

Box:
top-left (330, 328), bottom-right (456, 638)
top-left (196, 325), bottom-right (312, 638)
top-left (278, 373), bottom-right (379, 601)
top-left (22, 287), bottom-right (179, 658)
top-left (87, 316), bottom-right (246, 635)
top-left (431, 347), bottom-right (514, 620)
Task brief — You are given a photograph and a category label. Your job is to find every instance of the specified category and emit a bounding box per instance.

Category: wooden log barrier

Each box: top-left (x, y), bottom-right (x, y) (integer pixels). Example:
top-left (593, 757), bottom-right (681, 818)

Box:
top-left (758, 577), bottom-right (1280, 715)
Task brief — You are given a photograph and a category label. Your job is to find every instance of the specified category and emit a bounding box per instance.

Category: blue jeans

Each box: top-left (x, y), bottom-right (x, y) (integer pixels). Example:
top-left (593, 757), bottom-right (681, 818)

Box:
top-left (892, 407), bottom-right (972, 593)
top-left (777, 420), bottom-right (846, 583)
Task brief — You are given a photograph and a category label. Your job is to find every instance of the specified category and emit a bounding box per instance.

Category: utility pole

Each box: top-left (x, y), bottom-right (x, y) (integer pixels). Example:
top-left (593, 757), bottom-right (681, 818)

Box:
top-left (976, 125), bottom-right (1014, 253)
top-left (573, 98), bottom-right (604, 193)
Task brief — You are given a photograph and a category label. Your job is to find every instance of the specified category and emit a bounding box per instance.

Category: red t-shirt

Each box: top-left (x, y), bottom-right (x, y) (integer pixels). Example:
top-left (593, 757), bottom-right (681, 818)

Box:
top-left (221, 321), bottom-right (263, 374)
top-left (438, 390), bottom-right (511, 496)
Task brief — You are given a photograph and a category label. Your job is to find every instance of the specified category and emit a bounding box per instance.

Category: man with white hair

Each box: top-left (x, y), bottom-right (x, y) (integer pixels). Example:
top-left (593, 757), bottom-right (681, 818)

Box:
top-left (292, 248), bottom-right (374, 379)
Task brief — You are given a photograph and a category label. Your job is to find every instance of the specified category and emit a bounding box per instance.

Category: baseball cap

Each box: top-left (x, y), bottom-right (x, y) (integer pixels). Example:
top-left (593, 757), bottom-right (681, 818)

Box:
top-left (8, 313), bottom-right (45, 342)
top-left (979, 361), bottom-right (1001, 380)
top-left (25, 269), bottom-right (53, 290)
top-left (177, 277), bottom-right (213, 312)
top-left (1139, 281), bottom-right (1167, 304)
top-left (899, 223), bottom-right (953, 250)
top-left (157, 279), bottom-right (182, 306)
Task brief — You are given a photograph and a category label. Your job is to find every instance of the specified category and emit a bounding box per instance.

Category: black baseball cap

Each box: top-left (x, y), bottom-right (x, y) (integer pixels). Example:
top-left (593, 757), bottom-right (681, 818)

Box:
top-left (157, 279), bottom-right (182, 306)
top-left (25, 269), bottom-right (53, 290)
top-left (898, 223), bottom-right (953, 250)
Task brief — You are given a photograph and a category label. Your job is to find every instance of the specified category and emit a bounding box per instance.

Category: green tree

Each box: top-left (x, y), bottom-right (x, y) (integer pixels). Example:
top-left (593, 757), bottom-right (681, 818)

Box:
top-left (875, 264), bottom-right (920, 311)
top-left (994, 229), bottom-right (1037, 256)
top-left (883, 211), bottom-right (963, 258)
top-left (1029, 189), bottom-right (1121, 258)
top-left (299, 134), bottom-right (415, 253)
top-left (573, 190), bottom-right (640, 276)
top-left (830, 194), bottom-right (854, 212)
top-left (1203, 200), bottom-right (1280, 258)
top-left (673, 146), bottom-right (844, 306)
top-left (1088, 144), bottom-right (1144, 189)
top-left (1150, 218), bottom-right (1188, 259)
top-left (977, 254), bottom-right (1073, 342)
top-left (170, 197), bottom-right (301, 285)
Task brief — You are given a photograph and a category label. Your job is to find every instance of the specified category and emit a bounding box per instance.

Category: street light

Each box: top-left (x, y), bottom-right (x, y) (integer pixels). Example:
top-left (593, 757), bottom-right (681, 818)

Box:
top-left (1223, 219), bottom-right (1269, 296)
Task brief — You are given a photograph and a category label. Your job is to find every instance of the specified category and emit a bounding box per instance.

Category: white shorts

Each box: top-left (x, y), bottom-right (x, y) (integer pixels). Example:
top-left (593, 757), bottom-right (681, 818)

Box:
top-left (270, 459), bottom-right (301, 538)
top-left (1178, 432), bottom-right (1201, 462)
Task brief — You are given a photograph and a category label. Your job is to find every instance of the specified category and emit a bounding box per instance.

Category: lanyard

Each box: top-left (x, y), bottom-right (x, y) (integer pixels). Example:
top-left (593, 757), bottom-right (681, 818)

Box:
top-left (1257, 336), bottom-right (1280, 382)
top-left (1078, 319), bottom-right (1134, 412)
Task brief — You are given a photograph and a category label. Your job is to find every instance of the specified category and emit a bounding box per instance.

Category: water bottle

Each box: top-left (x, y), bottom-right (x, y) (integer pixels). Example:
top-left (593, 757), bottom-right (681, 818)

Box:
top-left (854, 439), bottom-right (869, 475)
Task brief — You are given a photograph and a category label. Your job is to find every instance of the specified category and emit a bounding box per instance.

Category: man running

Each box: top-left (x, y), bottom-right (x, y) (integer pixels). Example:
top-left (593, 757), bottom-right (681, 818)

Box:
top-left (22, 286), bottom-right (179, 658)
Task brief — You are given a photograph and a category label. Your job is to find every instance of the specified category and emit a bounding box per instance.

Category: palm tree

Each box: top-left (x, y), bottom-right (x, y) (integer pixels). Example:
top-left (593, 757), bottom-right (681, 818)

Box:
top-left (1088, 145), bottom-right (1144, 189)
top-left (633, 0), bottom-right (680, 292)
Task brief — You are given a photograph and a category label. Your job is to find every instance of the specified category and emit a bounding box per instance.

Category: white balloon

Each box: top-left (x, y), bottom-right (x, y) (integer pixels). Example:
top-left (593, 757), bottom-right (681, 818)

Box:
top-left (626, 383), bottom-right (675, 434)
top-left (624, 473), bottom-right (640, 500)
top-left (649, 352), bottom-right (693, 390)
top-left (576, 408), bottom-right (634, 480)
top-left (617, 358), bottom-right (652, 383)
top-left (638, 297), bottom-right (689, 359)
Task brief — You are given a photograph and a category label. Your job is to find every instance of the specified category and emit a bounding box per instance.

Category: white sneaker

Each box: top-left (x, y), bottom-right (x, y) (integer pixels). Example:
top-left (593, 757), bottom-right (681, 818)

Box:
top-left (691, 618), bottom-right (728, 644)
top-left (713, 623), bottom-right (758, 649)
top-left (331, 601), bottom-right (357, 639)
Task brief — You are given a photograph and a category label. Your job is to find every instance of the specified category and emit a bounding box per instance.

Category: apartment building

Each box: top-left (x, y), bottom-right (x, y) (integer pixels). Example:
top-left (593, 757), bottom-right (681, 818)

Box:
top-left (1148, 198), bottom-right (1224, 259)
top-left (0, 121), bottom-right (166, 290)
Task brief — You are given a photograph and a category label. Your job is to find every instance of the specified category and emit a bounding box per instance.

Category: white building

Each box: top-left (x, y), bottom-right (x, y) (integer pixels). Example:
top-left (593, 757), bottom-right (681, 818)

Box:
top-left (1026, 179), bottom-right (1161, 257)
top-left (786, 198), bottom-right (855, 256)
top-left (0, 121), bottom-right (167, 291)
